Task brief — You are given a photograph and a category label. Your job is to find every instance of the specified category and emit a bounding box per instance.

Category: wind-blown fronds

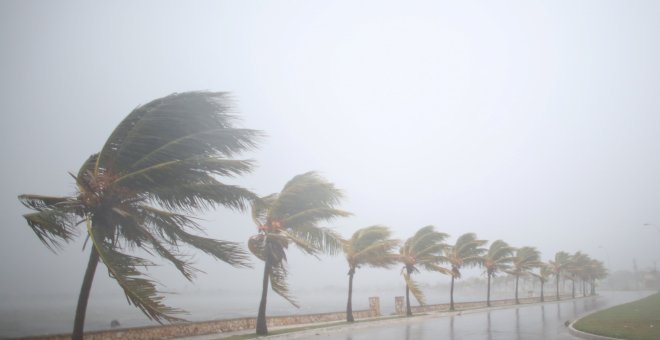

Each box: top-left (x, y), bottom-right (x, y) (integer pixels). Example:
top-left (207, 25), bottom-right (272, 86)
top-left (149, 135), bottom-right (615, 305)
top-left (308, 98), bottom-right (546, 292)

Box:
top-left (402, 269), bottom-right (425, 305)
top-left (484, 240), bottom-right (514, 276)
top-left (250, 172), bottom-right (350, 334)
top-left (346, 226), bottom-right (400, 269)
top-left (90, 229), bottom-right (185, 323)
top-left (18, 91), bottom-right (261, 332)
top-left (269, 261), bottom-right (298, 308)
top-left (18, 194), bottom-right (83, 252)
top-left (95, 92), bottom-right (260, 175)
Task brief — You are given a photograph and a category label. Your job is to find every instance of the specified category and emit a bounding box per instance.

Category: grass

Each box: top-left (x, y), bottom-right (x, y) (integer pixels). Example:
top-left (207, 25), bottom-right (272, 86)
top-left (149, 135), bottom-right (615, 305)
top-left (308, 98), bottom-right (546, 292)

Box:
top-left (573, 291), bottom-right (660, 340)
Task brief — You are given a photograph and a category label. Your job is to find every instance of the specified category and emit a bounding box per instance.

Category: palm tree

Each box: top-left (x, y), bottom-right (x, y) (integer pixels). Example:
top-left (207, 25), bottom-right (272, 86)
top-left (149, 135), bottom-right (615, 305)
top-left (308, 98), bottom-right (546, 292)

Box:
top-left (399, 226), bottom-right (450, 316)
top-left (548, 251), bottom-right (571, 300)
top-left (508, 247), bottom-right (541, 304)
top-left (531, 263), bottom-right (552, 302)
top-left (442, 233), bottom-right (487, 311)
top-left (248, 172), bottom-right (350, 335)
top-left (482, 240), bottom-right (514, 307)
top-left (568, 252), bottom-right (590, 298)
top-left (343, 226), bottom-right (400, 322)
top-left (18, 92), bottom-right (260, 339)
top-left (585, 259), bottom-right (607, 295)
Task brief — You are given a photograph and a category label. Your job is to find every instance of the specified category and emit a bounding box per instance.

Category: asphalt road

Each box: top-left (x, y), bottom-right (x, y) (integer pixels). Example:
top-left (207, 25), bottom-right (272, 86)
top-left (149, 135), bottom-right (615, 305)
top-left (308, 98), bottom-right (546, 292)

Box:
top-left (276, 291), bottom-right (650, 340)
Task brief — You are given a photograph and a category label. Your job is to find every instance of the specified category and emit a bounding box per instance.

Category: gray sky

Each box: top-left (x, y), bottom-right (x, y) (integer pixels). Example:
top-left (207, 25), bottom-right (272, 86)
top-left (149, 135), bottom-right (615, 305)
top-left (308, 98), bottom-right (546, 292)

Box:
top-left (1, 0), bottom-right (659, 326)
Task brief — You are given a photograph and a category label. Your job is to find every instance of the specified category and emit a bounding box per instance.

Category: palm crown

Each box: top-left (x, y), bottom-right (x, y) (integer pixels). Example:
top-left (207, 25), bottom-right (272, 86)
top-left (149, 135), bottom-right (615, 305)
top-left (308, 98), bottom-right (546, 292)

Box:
top-left (343, 225), bottom-right (399, 322)
top-left (19, 92), bottom-right (260, 323)
top-left (399, 225), bottom-right (449, 307)
top-left (248, 171), bottom-right (350, 334)
top-left (344, 225), bottom-right (400, 272)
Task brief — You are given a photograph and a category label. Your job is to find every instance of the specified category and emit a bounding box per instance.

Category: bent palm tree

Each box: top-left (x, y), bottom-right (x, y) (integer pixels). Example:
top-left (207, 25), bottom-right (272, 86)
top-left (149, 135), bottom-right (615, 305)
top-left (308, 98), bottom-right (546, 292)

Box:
top-left (248, 172), bottom-right (350, 335)
top-left (508, 247), bottom-right (541, 304)
top-left (442, 233), bottom-right (486, 311)
top-left (343, 226), bottom-right (399, 322)
top-left (531, 263), bottom-right (552, 302)
top-left (548, 251), bottom-right (571, 300)
top-left (399, 226), bottom-right (450, 316)
top-left (18, 92), bottom-right (260, 339)
top-left (483, 240), bottom-right (514, 307)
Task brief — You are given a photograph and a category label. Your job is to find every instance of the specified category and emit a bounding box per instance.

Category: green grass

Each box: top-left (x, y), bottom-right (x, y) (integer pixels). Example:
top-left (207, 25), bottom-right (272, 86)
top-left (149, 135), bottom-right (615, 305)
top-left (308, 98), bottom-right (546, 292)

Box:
top-left (573, 291), bottom-right (660, 340)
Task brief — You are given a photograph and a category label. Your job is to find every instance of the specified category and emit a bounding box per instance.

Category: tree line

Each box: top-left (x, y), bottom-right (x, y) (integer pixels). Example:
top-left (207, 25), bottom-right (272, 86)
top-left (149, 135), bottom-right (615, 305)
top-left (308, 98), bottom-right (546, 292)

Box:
top-left (17, 92), bottom-right (607, 337)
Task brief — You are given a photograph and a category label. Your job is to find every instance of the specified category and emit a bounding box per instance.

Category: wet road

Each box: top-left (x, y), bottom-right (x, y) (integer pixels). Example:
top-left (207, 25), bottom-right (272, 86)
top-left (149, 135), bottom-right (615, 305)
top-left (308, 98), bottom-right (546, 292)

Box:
top-left (284, 291), bottom-right (651, 340)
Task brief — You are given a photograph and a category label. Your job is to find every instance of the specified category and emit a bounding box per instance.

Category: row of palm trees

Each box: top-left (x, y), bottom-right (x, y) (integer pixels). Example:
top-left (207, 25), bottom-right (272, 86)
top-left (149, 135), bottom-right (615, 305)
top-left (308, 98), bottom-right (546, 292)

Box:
top-left (345, 225), bottom-right (607, 321)
top-left (17, 92), bottom-right (607, 338)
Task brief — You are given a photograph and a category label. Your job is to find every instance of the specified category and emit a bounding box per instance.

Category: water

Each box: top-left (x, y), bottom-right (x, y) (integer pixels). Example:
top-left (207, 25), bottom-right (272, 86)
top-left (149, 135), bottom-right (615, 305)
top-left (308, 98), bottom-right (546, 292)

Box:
top-left (0, 284), bottom-right (604, 338)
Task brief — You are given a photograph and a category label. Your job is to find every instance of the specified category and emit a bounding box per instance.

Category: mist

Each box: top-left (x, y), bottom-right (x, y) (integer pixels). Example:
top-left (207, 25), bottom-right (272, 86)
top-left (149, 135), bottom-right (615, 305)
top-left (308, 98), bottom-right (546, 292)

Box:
top-left (1, 0), bottom-right (659, 337)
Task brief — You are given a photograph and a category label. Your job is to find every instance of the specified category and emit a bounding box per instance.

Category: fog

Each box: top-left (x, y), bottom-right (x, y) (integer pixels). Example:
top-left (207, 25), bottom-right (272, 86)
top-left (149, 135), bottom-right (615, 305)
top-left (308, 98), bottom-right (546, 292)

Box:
top-left (1, 0), bottom-right (659, 335)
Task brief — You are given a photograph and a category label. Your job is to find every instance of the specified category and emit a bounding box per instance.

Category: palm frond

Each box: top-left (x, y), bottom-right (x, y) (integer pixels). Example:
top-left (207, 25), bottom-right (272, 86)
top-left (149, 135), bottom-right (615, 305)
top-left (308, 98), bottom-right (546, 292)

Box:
top-left (142, 206), bottom-right (251, 267)
top-left (287, 225), bottom-right (343, 256)
top-left (425, 262), bottom-right (453, 276)
top-left (18, 194), bottom-right (83, 252)
top-left (251, 194), bottom-right (278, 227)
top-left (148, 180), bottom-right (257, 213)
top-left (402, 270), bottom-right (425, 305)
top-left (113, 157), bottom-right (255, 191)
top-left (353, 239), bottom-right (401, 268)
top-left (95, 91), bottom-right (261, 175)
top-left (22, 211), bottom-right (79, 252)
top-left (175, 232), bottom-right (251, 268)
top-left (270, 172), bottom-right (345, 219)
top-left (269, 260), bottom-right (299, 308)
top-left (89, 224), bottom-right (186, 323)
top-left (282, 208), bottom-right (352, 230)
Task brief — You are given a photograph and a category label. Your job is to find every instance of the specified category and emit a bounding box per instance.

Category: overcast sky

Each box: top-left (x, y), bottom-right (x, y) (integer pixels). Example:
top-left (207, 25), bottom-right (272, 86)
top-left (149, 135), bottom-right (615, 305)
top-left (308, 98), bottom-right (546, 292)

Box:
top-left (1, 0), bottom-right (660, 330)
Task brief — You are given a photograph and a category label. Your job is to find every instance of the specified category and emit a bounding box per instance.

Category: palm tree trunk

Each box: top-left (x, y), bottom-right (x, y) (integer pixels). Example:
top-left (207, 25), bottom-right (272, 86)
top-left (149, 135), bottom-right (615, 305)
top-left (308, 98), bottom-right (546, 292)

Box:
top-left (405, 267), bottom-right (412, 317)
top-left (449, 275), bottom-right (456, 311)
top-left (72, 246), bottom-right (100, 340)
top-left (555, 274), bottom-right (560, 300)
top-left (346, 268), bottom-right (355, 322)
top-left (515, 275), bottom-right (519, 304)
top-left (540, 280), bottom-right (544, 302)
top-left (486, 273), bottom-right (492, 307)
top-left (571, 279), bottom-right (575, 299)
top-left (256, 256), bottom-right (271, 335)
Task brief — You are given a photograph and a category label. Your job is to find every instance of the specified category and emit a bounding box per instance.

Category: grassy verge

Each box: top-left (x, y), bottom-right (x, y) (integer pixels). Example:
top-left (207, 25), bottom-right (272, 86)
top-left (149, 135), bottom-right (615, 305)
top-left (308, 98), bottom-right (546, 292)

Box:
top-left (573, 291), bottom-right (660, 340)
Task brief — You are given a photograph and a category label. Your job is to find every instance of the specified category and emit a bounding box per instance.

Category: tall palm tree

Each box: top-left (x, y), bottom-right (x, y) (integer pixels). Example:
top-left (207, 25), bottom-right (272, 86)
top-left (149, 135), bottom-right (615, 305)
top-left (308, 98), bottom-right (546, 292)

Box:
top-left (508, 246), bottom-right (541, 304)
top-left (532, 263), bottom-right (552, 302)
top-left (482, 240), bottom-right (514, 307)
top-left (548, 251), bottom-right (571, 300)
top-left (18, 92), bottom-right (260, 339)
top-left (343, 225), bottom-right (400, 322)
top-left (442, 233), bottom-right (487, 311)
top-left (248, 172), bottom-right (350, 335)
top-left (399, 226), bottom-right (450, 316)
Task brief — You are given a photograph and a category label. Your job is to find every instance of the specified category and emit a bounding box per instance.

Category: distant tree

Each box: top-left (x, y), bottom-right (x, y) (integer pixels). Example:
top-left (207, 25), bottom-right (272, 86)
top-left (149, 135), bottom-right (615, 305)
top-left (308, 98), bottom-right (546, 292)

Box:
top-left (343, 226), bottom-right (400, 322)
top-left (548, 251), bottom-right (572, 300)
top-left (399, 226), bottom-right (450, 316)
top-left (482, 240), bottom-right (514, 307)
top-left (584, 259), bottom-right (608, 295)
top-left (248, 172), bottom-right (350, 335)
top-left (568, 252), bottom-right (591, 298)
top-left (531, 263), bottom-right (552, 302)
top-left (18, 92), bottom-right (260, 340)
top-left (442, 233), bottom-right (487, 311)
top-left (508, 247), bottom-right (541, 304)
